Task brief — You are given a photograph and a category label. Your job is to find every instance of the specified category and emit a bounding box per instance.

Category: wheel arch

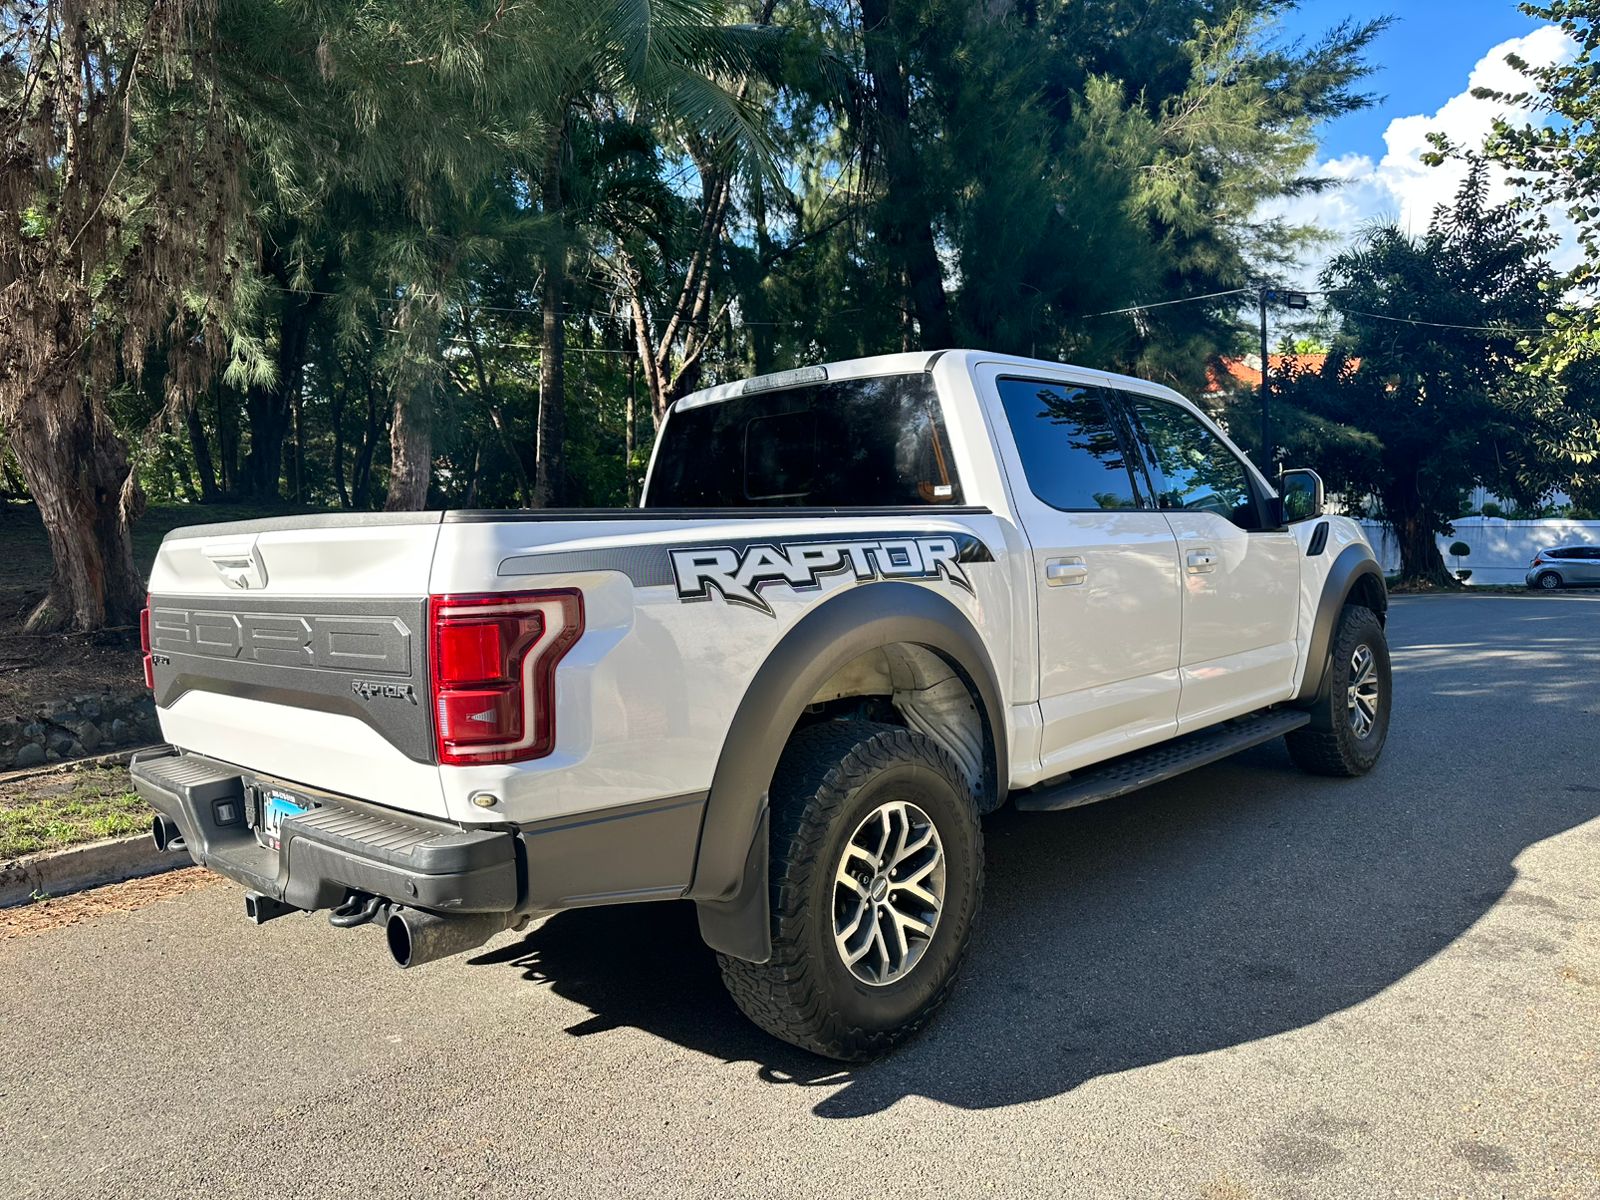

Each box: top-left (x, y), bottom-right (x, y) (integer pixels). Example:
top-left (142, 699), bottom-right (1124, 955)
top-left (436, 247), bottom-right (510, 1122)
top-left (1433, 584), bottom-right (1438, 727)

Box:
top-left (1293, 542), bottom-right (1389, 707)
top-left (690, 581), bottom-right (1007, 963)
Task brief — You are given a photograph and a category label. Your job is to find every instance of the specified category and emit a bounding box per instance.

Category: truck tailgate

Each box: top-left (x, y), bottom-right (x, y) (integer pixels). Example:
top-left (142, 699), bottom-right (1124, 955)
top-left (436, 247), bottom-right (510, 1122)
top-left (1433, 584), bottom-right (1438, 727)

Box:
top-left (146, 514), bottom-right (449, 816)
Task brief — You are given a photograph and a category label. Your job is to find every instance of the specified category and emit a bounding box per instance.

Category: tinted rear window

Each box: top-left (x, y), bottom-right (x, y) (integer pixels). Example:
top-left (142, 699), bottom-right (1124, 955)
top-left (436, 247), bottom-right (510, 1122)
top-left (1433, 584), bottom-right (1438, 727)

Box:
top-left (996, 378), bottom-right (1140, 511)
top-left (646, 374), bottom-right (962, 508)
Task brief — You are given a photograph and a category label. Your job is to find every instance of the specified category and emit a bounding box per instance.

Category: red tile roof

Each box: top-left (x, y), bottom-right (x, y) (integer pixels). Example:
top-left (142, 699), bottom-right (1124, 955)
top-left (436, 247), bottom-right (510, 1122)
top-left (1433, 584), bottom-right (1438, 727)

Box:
top-left (1205, 355), bottom-right (1359, 393)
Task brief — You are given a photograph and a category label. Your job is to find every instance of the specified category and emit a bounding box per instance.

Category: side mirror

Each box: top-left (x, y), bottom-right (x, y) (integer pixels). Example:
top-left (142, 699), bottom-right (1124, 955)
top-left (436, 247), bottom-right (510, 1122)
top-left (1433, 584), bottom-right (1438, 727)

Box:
top-left (1279, 468), bottom-right (1325, 523)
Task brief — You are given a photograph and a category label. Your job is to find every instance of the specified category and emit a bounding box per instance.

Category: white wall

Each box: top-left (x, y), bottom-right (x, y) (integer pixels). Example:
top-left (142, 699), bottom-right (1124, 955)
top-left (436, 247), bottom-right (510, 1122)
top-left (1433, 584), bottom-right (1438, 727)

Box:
top-left (1357, 517), bottom-right (1600, 585)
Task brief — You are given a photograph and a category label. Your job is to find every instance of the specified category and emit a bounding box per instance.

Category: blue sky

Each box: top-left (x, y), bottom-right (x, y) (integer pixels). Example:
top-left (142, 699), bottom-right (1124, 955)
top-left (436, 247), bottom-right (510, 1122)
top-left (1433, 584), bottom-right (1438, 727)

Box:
top-left (1261, 2), bottom-right (1581, 282)
top-left (1276, 1), bottom-right (1549, 158)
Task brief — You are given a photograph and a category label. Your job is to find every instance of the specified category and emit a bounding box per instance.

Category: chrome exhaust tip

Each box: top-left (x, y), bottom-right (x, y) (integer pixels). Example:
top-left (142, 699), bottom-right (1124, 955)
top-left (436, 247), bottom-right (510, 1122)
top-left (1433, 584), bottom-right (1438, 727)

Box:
top-left (151, 814), bottom-right (186, 853)
top-left (385, 907), bottom-right (512, 969)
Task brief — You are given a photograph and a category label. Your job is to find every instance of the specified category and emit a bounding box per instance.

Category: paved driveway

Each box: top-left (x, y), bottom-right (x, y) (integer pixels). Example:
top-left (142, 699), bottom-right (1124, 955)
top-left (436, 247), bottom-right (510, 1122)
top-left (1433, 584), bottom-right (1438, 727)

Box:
top-left (3, 595), bottom-right (1598, 1199)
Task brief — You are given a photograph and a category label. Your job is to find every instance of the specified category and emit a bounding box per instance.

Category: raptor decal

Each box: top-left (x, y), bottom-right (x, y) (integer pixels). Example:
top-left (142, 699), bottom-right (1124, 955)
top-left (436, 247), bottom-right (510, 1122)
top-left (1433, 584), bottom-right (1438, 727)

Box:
top-left (670, 533), bottom-right (991, 617)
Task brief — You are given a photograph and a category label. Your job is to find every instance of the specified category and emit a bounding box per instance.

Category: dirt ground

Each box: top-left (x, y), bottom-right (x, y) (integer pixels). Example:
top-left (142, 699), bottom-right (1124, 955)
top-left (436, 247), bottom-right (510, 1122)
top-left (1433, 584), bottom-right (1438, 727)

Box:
top-left (0, 866), bottom-right (216, 939)
top-left (0, 500), bottom-right (323, 717)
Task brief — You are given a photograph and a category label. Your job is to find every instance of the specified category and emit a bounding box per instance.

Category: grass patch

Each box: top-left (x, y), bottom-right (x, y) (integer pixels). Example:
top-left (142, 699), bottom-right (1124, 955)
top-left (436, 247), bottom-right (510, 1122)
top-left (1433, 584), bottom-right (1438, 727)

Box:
top-left (0, 764), bottom-right (150, 859)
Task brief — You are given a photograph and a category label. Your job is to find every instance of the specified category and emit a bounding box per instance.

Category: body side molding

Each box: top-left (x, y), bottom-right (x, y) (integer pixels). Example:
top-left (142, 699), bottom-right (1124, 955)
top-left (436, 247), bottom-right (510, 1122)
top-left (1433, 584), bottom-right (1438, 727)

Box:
top-left (689, 581), bottom-right (1008, 963)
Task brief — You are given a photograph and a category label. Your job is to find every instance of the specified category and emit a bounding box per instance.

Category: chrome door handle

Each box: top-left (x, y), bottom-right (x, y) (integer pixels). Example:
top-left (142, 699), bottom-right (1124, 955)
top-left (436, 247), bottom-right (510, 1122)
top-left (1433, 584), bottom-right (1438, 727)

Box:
top-left (1186, 549), bottom-right (1218, 574)
top-left (1045, 557), bottom-right (1089, 587)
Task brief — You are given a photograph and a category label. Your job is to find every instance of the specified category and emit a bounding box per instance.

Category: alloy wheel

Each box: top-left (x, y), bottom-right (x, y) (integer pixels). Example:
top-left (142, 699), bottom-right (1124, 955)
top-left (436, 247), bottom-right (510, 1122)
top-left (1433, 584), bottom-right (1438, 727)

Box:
top-left (1347, 644), bottom-right (1381, 739)
top-left (832, 800), bottom-right (946, 986)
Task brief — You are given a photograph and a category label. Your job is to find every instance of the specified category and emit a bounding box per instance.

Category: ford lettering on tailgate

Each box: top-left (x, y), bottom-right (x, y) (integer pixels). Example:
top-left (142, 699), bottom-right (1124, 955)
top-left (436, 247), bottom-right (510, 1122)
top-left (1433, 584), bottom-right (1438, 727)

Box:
top-left (149, 608), bottom-right (413, 675)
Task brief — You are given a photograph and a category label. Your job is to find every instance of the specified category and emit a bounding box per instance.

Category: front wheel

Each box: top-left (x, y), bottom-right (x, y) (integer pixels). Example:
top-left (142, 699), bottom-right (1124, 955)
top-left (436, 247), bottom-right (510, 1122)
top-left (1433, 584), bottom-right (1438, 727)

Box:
top-left (1286, 604), bottom-right (1392, 778)
top-left (717, 721), bottom-right (983, 1061)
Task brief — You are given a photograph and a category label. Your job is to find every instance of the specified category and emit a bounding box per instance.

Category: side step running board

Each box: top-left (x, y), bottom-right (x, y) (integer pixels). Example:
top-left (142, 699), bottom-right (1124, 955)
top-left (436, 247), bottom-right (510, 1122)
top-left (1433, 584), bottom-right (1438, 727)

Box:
top-left (1014, 708), bottom-right (1310, 814)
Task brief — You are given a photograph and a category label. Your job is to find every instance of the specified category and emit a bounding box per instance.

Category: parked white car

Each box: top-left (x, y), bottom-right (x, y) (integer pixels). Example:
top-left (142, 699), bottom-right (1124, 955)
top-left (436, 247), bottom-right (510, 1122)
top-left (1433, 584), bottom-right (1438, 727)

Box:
top-left (133, 350), bottom-right (1391, 1059)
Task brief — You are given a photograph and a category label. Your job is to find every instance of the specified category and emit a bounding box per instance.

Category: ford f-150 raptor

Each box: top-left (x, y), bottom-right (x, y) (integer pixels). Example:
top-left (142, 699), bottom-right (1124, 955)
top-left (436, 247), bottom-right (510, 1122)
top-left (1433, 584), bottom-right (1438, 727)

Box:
top-left (132, 349), bottom-right (1391, 1060)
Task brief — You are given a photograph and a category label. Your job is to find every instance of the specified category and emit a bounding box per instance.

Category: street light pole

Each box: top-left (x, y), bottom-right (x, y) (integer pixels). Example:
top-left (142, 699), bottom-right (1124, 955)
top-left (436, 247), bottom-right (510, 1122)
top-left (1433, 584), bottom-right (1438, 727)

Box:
top-left (1258, 284), bottom-right (1271, 469)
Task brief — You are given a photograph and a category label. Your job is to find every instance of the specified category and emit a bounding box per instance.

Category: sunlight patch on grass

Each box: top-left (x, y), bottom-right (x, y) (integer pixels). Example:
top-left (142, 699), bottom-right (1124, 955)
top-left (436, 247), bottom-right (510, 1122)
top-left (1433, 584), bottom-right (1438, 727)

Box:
top-left (0, 769), bottom-right (151, 859)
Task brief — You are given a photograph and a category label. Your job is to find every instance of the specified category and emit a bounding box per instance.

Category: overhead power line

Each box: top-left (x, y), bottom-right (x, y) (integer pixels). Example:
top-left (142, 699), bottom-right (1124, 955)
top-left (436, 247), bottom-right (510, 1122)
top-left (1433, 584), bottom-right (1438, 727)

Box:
top-left (1330, 307), bottom-right (1549, 336)
top-left (1082, 288), bottom-right (1254, 319)
top-left (1083, 285), bottom-right (1553, 337)
top-left (264, 282), bottom-right (1553, 340)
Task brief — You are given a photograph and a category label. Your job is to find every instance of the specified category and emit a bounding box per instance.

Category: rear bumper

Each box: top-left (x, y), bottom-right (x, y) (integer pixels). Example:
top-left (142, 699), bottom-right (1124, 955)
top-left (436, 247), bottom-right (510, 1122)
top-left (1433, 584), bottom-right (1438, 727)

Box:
top-left (130, 747), bottom-right (708, 918)
top-left (130, 748), bottom-right (518, 914)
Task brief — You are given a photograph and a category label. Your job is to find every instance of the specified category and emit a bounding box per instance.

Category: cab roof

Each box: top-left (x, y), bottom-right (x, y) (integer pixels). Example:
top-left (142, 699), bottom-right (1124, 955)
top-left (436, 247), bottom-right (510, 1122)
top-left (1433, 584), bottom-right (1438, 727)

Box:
top-left (674, 349), bottom-right (1193, 412)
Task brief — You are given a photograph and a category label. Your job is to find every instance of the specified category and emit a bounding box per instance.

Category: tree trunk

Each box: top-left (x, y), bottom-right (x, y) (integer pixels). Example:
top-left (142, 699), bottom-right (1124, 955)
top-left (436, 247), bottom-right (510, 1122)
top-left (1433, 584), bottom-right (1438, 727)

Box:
top-left (625, 357), bottom-right (638, 506)
top-left (9, 388), bottom-right (146, 632)
top-left (184, 395), bottom-right (220, 503)
top-left (534, 123), bottom-right (568, 509)
top-left (461, 318), bottom-right (532, 506)
top-left (290, 381), bottom-right (305, 503)
top-left (750, 179), bottom-right (777, 375)
top-left (171, 453), bottom-right (198, 504)
top-left (384, 378), bottom-right (433, 511)
top-left (464, 443), bottom-right (482, 508)
top-left (352, 380), bottom-right (380, 510)
top-left (1388, 497), bottom-right (1455, 588)
top-left (858, 0), bottom-right (955, 349)
top-left (330, 381), bottom-right (349, 509)
top-left (242, 251), bottom-right (328, 499)
top-left (217, 387), bottom-right (237, 496)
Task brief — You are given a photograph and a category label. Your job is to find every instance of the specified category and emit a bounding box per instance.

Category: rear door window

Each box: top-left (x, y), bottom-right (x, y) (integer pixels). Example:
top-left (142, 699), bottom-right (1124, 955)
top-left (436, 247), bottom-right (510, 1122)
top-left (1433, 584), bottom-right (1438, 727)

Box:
top-left (995, 378), bottom-right (1141, 511)
top-left (646, 373), bottom-right (961, 508)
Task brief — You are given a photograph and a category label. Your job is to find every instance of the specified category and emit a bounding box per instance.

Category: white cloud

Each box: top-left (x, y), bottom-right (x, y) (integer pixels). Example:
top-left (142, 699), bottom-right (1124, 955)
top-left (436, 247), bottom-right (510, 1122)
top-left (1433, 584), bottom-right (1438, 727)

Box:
top-left (1264, 25), bottom-right (1582, 287)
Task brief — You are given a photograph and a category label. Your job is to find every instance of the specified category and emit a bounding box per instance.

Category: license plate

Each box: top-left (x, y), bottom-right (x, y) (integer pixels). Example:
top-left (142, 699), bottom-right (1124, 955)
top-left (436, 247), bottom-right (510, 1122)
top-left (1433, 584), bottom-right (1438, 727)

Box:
top-left (258, 789), bottom-right (310, 850)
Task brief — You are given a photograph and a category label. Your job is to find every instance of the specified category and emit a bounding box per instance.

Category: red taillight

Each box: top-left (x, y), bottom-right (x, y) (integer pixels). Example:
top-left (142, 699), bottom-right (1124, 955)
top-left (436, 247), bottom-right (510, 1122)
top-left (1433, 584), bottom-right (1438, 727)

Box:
top-left (428, 590), bottom-right (583, 766)
top-left (140, 597), bottom-right (154, 690)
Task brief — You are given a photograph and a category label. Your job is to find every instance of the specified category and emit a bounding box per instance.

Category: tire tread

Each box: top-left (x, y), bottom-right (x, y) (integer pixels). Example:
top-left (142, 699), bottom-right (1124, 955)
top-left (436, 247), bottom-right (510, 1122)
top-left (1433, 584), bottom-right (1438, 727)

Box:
top-left (1286, 604), bottom-right (1389, 778)
top-left (717, 720), bottom-right (983, 1061)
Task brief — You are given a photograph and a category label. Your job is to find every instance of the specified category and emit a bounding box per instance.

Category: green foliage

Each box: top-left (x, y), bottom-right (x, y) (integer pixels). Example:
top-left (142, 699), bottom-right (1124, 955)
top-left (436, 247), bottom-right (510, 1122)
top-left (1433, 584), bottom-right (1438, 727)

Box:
top-left (1477, 1), bottom-right (1600, 373)
top-left (1260, 163), bottom-right (1569, 585)
top-left (1449, 541), bottom-right (1472, 559)
top-left (13, 0), bottom-right (1477, 621)
top-left (78, 0), bottom-right (1396, 520)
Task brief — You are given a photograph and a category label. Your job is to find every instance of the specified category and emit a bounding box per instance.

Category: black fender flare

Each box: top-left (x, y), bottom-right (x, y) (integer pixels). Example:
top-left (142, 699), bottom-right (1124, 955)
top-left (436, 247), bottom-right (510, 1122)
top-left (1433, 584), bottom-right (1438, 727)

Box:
top-left (1293, 542), bottom-right (1389, 711)
top-left (690, 581), bottom-right (1008, 963)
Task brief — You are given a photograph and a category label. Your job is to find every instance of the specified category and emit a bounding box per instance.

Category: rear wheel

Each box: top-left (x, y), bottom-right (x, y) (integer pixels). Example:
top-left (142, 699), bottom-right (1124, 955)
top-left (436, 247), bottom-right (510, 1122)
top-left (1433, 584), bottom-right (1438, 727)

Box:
top-left (1286, 604), bottom-right (1391, 778)
top-left (1536, 571), bottom-right (1563, 591)
top-left (717, 721), bottom-right (983, 1061)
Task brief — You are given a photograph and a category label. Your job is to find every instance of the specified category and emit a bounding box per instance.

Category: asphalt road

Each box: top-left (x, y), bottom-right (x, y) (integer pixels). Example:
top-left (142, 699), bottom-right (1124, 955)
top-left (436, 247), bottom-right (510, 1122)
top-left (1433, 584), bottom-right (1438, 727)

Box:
top-left (4, 595), bottom-right (1599, 1199)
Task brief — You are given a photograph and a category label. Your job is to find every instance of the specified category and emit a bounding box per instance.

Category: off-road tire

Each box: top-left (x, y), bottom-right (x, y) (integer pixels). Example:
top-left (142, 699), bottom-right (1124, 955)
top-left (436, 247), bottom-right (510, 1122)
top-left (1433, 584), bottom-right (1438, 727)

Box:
top-left (716, 720), bottom-right (983, 1061)
top-left (1286, 603), bottom-right (1391, 777)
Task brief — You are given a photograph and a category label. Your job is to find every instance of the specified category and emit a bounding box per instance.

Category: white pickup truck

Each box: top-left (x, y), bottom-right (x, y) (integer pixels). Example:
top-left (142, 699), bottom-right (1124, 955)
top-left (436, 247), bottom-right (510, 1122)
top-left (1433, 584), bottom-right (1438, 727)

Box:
top-left (133, 349), bottom-right (1390, 1059)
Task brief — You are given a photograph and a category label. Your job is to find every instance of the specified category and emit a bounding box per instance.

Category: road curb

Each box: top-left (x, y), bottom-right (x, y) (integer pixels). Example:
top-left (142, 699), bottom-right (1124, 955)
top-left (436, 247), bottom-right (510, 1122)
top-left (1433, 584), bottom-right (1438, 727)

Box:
top-left (0, 832), bottom-right (184, 908)
top-left (0, 743), bottom-right (161, 788)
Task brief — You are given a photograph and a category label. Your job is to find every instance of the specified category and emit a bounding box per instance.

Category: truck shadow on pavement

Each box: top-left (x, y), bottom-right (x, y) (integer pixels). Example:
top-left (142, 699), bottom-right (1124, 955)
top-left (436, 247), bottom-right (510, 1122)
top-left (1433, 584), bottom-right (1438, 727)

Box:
top-left (473, 607), bottom-right (1600, 1117)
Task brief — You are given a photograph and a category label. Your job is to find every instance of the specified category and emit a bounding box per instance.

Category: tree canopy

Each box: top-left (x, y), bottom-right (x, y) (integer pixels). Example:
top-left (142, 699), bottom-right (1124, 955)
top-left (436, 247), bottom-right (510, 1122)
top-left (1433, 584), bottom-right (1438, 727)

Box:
top-left (9, 0), bottom-right (1595, 627)
top-left (1262, 163), bottom-right (1592, 585)
top-left (1478, 0), bottom-right (1600, 373)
